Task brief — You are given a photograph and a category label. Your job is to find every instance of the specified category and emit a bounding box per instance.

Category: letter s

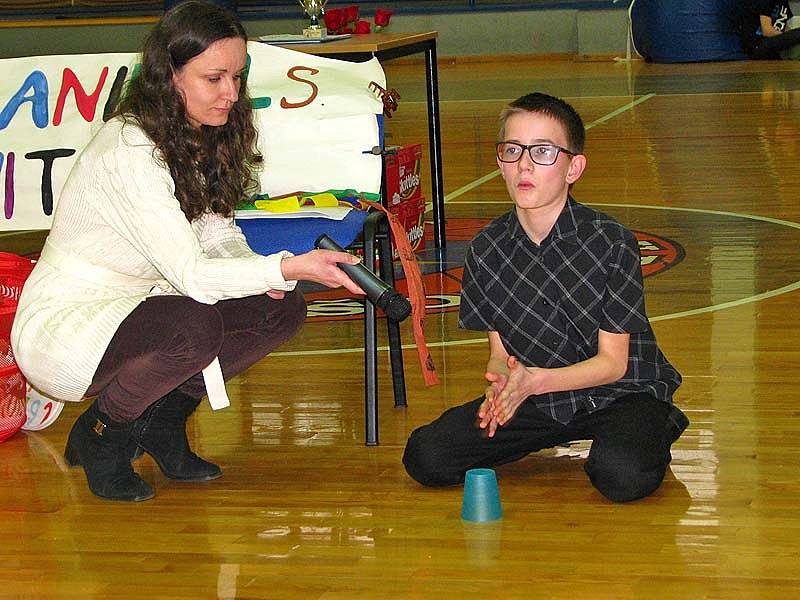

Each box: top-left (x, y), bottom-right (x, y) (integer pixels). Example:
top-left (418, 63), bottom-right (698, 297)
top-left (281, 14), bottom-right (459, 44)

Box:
top-left (280, 66), bottom-right (319, 109)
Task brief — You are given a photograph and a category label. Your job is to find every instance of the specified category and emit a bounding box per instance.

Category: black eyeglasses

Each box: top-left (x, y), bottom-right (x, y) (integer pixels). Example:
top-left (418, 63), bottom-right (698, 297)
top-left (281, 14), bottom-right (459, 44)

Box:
top-left (495, 142), bottom-right (575, 166)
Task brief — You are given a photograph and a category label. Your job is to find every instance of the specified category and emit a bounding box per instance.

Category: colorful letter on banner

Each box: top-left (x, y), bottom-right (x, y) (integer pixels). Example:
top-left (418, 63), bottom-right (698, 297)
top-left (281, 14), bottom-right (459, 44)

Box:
top-left (0, 42), bottom-right (385, 231)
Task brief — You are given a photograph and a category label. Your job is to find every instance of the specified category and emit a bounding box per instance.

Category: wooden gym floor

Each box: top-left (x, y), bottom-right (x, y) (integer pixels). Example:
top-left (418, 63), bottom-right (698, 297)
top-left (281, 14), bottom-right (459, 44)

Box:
top-left (1, 55), bottom-right (800, 598)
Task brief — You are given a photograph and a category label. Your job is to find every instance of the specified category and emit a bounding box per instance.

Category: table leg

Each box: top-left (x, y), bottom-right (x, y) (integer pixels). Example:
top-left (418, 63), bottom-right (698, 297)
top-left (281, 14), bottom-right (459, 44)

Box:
top-left (424, 41), bottom-right (446, 249)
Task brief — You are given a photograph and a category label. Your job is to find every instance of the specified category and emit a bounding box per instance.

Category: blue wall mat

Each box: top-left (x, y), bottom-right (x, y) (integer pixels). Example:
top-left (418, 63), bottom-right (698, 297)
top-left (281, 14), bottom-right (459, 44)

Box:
top-left (631, 0), bottom-right (748, 63)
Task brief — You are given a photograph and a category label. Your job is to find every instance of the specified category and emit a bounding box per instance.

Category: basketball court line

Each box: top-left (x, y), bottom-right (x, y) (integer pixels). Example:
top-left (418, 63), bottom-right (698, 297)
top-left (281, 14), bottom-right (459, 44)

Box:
top-left (274, 203), bottom-right (800, 357)
top-left (4, 94), bottom-right (797, 358)
top-left (277, 93), bottom-right (800, 357)
top-left (429, 93), bottom-right (657, 212)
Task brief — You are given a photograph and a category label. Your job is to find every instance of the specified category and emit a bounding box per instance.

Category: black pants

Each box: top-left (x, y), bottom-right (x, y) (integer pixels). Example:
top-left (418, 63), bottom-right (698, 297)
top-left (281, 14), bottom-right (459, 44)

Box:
top-left (748, 28), bottom-right (800, 59)
top-left (86, 292), bottom-right (306, 422)
top-left (403, 392), bottom-right (676, 503)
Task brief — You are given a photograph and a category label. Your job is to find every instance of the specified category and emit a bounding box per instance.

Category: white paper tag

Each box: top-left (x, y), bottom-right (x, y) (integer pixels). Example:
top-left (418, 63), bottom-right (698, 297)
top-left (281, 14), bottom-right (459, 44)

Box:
top-left (202, 357), bottom-right (230, 410)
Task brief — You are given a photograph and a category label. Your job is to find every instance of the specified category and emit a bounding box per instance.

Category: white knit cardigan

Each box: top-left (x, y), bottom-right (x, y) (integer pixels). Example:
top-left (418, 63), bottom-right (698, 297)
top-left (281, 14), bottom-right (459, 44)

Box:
top-left (11, 117), bottom-right (296, 402)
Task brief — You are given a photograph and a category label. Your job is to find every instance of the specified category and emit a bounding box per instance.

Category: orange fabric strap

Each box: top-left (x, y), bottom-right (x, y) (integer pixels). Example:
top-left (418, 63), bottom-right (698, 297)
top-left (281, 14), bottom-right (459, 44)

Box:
top-left (362, 199), bottom-right (439, 386)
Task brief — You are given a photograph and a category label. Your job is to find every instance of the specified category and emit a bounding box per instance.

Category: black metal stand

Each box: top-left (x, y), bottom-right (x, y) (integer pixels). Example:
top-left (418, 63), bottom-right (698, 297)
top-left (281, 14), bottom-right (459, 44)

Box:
top-left (361, 210), bottom-right (407, 446)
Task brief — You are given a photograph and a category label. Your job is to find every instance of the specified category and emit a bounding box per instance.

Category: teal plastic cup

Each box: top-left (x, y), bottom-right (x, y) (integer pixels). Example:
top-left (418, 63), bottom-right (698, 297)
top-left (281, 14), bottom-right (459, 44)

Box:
top-left (461, 468), bottom-right (503, 522)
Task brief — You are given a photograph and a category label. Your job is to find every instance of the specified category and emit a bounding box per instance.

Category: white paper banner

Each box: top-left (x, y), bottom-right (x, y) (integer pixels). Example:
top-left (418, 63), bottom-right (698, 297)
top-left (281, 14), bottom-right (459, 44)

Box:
top-left (0, 41), bottom-right (386, 231)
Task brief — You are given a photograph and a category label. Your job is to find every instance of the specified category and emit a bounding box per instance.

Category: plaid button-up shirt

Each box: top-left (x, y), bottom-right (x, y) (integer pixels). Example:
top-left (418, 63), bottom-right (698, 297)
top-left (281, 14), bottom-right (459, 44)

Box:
top-left (459, 198), bottom-right (686, 434)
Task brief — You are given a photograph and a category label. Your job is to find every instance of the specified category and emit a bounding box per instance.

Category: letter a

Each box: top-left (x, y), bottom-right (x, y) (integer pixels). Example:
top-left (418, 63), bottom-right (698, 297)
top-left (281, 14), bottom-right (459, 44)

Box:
top-left (0, 71), bottom-right (49, 130)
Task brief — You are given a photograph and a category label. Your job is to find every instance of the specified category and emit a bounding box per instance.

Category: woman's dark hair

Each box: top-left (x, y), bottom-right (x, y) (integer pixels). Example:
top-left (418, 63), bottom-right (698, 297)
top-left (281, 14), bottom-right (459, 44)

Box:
top-left (116, 0), bottom-right (260, 220)
top-left (498, 92), bottom-right (585, 154)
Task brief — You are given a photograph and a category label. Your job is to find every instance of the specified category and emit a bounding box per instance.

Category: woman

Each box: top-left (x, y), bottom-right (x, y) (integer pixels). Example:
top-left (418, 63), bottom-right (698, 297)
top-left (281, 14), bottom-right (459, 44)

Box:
top-left (11, 0), bottom-right (363, 502)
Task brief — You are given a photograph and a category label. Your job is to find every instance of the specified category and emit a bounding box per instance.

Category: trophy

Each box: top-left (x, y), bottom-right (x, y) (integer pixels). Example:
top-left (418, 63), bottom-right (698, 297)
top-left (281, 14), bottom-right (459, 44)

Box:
top-left (299, 0), bottom-right (328, 39)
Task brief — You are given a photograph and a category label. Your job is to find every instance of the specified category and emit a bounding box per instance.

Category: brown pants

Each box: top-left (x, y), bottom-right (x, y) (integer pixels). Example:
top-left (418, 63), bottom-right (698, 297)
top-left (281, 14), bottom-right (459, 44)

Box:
top-left (87, 292), bottom-right (306, 422)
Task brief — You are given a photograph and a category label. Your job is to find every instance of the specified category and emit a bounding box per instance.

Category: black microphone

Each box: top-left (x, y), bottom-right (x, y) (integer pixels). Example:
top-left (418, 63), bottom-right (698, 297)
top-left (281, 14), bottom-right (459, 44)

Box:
top-left (315, 234), bottom-right (412, 322)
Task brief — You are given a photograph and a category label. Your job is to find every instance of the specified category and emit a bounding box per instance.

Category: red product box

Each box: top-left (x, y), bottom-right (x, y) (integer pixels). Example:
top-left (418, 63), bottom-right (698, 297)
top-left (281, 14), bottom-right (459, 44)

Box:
top-left (384, 144), bottom-right (425, 256)
top-left (384, 144), bottom-right (423, 205)
top-left (387, 194), bottom-right (426, 257)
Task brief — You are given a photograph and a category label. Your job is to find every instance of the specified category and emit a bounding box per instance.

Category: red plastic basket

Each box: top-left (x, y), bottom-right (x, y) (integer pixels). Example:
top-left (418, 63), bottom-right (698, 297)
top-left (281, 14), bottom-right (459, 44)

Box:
top-left (0, 253), bottom-right (36, 442)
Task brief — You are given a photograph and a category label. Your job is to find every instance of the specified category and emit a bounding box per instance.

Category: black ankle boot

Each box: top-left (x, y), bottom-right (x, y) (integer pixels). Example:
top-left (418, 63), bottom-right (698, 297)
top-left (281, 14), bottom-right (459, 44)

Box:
top-left (64, 402), bottom-right (155, 502)
top-left (132, 390), bottom-right (221, 481)
top-left (128, 392), bottom-right (201, 462)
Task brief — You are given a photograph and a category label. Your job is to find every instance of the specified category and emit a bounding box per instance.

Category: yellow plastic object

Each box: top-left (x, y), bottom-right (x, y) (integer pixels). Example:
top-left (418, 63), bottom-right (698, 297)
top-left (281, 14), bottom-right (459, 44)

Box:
top-left (254, 196), bottom-right (301, 213)
top-left (253, 192), bottom-right (340, 213)
top-left (302, 192), bottom-right (339, 207)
